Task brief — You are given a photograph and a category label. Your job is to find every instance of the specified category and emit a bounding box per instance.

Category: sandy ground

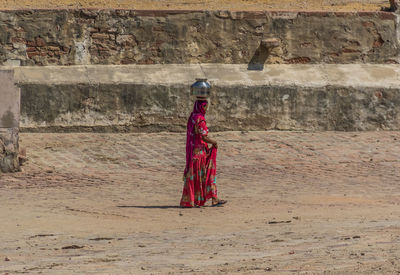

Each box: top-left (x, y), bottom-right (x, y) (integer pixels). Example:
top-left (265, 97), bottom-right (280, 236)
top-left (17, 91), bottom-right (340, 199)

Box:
top-left (0, 0), bottom-right (391, 11)
top-left (0, 131), bottom-right (400, 274)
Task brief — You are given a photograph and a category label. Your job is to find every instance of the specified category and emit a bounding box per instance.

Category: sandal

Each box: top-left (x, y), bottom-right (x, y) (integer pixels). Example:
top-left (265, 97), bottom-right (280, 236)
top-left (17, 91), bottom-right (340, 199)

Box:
top-left (212, 199), bottom-right (227, 207)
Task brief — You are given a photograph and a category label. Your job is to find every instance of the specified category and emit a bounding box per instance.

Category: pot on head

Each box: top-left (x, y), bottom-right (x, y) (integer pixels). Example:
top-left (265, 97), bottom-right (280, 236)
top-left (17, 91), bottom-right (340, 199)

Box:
top-left (190, 78), bottom-right (211, 99)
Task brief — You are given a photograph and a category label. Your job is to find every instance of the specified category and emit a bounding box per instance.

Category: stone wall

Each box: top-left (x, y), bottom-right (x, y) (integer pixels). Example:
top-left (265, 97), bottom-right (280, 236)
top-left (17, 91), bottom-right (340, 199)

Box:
top-left (0, 70), bottom-right (20, 173)
top-left (19, 83), bottom-right (400, 132)
top-left (0, 10), bottom-right (398, 66)
top-left (14, 64), bottom-right (400, 132)
top-left (0, 128), bottom-right (19, 172)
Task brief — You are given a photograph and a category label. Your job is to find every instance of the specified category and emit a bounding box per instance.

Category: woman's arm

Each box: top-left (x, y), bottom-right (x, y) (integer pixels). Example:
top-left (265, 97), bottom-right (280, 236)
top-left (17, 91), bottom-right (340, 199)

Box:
top-left (202, 135), bottom-right (218, 149)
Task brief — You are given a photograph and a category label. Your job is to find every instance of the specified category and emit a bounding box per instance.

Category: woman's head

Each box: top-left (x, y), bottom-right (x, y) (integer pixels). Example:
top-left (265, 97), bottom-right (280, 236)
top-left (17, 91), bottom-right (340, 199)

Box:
top-left (193, 100), bottom-right (208, 115)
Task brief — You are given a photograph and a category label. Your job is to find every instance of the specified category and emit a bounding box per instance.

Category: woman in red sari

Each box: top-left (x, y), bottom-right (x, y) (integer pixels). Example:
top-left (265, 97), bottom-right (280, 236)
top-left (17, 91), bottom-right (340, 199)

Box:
top-left (180, 100), bottom-right (227, 208)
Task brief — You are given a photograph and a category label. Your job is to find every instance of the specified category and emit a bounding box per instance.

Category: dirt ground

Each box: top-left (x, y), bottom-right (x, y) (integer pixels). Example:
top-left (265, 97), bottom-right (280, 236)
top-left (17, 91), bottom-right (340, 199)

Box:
top-left (0, 131), bottom-right (399, 274)
top-left (0, 0), bottom-right (391, 11)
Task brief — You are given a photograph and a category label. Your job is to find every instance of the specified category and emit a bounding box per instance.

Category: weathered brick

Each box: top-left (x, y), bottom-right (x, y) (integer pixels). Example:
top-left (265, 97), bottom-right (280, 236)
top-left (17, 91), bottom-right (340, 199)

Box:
top-left (92, 33), bottom-right (110, 40)
top-left (26, 47), bottom-right (37, 52)
top-left (377, 11), bottom-right (396, 20)
top-left (362, 21), bottom-right (375, 28)
top-left (120, 58), bottom-right (135, 64)
top-left (26, 40), bottom-right (36, 47)
top-left (285, 57), bottom-right (311, 64)
top-left (27, 51), bottom-right (40, 58)
top-left (373, 37), bottom-right (384, 48)
top-left (36, 37), bottom-right (46, 47)
top-left (48, 46), bottom-right (60, 51)
top-left (139, 58), bottom-right (155, 64)
top-left (99, 50), bottom-right (111, 56)
top-left (342, 48), bottom-right (360, 53)
top-left (11, 37), bottom-right (25, 43)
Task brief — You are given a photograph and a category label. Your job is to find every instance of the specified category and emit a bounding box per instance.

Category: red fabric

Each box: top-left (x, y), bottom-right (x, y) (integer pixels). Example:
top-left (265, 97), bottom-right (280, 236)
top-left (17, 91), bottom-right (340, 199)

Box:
top-left (180, 110), bottom-right (218, 207)
top-left (184, 100), bottom-right (208, 175)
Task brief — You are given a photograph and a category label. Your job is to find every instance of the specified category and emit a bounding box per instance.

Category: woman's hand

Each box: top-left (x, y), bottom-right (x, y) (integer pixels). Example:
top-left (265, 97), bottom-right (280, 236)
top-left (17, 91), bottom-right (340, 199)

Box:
top-left (202, 136), bottom-right (218, 149)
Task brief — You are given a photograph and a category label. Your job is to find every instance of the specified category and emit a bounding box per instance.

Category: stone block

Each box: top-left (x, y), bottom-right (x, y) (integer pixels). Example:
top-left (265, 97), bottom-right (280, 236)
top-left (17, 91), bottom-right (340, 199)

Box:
top-left (35, 37), bottom-right (46, 47)
top-left (0, 70), bottom-right (20, 173)
top-left (0, 70), bottom-right (20, 128)
top-left (0, 128), bottom-right (20, 173)
top-left (92, 33), bottom-right (110, 40)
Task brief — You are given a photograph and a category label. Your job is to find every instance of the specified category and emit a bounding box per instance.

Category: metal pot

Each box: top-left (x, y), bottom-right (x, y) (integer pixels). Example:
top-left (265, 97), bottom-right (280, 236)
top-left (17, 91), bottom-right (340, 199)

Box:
top-left (190, 78), bottom-right (211, 99)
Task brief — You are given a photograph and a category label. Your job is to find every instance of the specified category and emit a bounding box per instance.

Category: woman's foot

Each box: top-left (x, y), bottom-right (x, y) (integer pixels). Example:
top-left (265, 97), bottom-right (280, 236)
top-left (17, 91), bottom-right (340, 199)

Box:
top-left (212, 198), bottom-right (227, 207)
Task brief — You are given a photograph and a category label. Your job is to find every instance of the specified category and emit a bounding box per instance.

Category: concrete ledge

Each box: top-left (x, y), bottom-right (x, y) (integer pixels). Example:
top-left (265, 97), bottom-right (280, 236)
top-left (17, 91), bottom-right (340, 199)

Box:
top-left (13, 64), bottom-right (400, 88)
top-left (7, 64), bottom-right (400, 132)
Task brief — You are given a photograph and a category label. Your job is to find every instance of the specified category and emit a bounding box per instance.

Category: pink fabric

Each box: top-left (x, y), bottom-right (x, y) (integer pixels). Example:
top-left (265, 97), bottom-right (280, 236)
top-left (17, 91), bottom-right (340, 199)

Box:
top-left (195, 120), bottom-right (209, 148)
top-left (180, 99), bottom-right (218, 207)
top-left (180, 106), bottom-right (218, 207)
top-left (180, 146), bottom-right (218, 207)
top-left (184, 100), bottom-right (208, 174)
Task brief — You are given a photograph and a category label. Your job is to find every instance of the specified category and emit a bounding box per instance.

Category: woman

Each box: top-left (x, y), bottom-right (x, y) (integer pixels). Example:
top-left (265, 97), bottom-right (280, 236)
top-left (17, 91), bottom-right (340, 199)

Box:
top-left (180, 100), bottom-right (227, 208)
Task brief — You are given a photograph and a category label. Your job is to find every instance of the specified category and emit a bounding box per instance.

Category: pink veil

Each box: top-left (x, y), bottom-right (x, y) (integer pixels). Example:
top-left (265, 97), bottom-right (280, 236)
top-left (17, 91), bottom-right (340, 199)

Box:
top-left (184, 100), bottom-right (208, 174)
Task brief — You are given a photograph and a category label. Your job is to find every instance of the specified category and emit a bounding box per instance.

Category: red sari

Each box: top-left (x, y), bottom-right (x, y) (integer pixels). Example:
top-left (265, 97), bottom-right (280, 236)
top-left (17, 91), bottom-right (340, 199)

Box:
top-left (180, 101), bottom-right (218, 207)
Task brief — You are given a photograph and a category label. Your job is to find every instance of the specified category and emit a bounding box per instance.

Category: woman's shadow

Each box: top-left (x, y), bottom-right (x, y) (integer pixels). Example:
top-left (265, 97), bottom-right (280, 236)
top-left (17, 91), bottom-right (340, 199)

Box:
top-left (117, 205), bottom-right (182, 209)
